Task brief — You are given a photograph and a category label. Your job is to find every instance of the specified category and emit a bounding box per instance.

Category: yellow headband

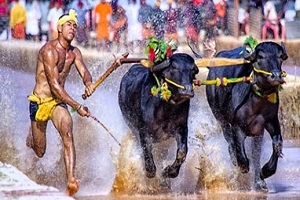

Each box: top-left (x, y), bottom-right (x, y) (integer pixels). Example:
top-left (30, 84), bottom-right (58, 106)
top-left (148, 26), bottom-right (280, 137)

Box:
top-left (57, 9), bottom-right (78, 26)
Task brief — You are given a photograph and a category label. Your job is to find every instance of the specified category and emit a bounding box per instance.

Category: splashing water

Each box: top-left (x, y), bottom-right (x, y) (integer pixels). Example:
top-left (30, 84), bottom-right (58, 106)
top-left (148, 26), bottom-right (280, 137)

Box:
top-left (1, 55), bottom-right (300, 199)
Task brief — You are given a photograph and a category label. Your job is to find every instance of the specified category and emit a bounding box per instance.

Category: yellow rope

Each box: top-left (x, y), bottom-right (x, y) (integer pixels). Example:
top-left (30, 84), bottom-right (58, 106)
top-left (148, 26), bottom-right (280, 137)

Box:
top-left (253, 67), bottom-right (272, 76)
top-left (165, 78), bottom-right (185, 89)
top-left (194, 76), bottom-right (252, 86)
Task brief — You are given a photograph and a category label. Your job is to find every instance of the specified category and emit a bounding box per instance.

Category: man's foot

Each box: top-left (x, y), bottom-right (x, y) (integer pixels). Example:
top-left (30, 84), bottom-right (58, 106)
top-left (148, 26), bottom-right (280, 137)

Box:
top-left (26, 127), bottom-right (33, 148)
top-left (66, 177), bottom-right (79, 196)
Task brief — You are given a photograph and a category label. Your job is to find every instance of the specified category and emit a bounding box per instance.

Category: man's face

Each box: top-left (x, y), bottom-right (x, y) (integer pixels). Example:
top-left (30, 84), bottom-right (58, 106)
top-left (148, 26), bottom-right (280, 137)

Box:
top-left (60, 21), bottom-right (77, 41)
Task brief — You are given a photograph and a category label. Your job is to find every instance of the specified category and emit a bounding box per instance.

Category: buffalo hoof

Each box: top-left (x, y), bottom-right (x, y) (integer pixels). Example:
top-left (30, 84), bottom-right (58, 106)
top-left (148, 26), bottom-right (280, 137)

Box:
top-left (162, 165), bottom-right (179, 178)
top-left (254, 179), bottom-right (268, 193)
top-left (145, 164), bottom-right (156, 178)
top-left (239, 163), bottom-right (250, 173)
top-left (146, 170), bottom-right (156, 178)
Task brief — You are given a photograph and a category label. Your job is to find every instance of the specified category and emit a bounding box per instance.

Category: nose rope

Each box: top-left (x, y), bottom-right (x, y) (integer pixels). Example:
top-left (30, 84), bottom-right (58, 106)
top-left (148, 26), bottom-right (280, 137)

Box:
top-left (253, 67), bottom-right (287, 77)
top-left (151, 74), bottom-right (193, 102)
top-left (165, 78), bottom-right (185, 89)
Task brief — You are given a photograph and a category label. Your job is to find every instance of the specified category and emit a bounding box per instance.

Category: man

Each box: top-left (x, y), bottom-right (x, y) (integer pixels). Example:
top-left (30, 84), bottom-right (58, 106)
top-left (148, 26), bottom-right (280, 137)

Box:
top-left (26, 9), bottom-right (95, 196)
top-left (47, 0), bottom-right (63, 40)
top-left (68, 0), bottom-right (89, 47)
top-left (10, 0), bottom-right (26, 39)
top-left (152, 0), bottom-right (166, 40)
top-left (138, 0), bottom-right (154, 45)
top-left (261, 0), bottom-right (279, 40)
top-left (93, 0), bottom-right (112, 51)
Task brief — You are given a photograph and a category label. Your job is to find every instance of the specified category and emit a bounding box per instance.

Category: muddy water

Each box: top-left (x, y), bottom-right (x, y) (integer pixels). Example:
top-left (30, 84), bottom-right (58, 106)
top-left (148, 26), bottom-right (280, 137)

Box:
top-left (0, 64), bottom-right (300, 200)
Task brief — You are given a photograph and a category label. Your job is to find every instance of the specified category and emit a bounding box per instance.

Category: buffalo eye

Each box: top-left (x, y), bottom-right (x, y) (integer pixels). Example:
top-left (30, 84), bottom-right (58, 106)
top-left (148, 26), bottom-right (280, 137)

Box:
top-left (257, 54), bottom-right (264, 60)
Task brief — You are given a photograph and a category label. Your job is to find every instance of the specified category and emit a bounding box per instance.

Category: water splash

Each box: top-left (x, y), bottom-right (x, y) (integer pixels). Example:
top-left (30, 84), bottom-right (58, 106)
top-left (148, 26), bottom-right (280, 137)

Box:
top-left (1, 61), bottom-right (299, 198)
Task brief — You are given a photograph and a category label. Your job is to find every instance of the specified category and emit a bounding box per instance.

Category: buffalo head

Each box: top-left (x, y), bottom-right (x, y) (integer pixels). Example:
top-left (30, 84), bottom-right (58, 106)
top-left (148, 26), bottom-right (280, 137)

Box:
top-left (243, 42), bottom-right (288, 89)
top-left (152, 53), bottom-right (199, 102)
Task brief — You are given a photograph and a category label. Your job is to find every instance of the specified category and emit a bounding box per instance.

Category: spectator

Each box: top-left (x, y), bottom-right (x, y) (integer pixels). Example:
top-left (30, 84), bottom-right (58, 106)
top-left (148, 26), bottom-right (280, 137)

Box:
top-left (280, 0), bottom-right (296, 41)
top-left (200, 0), bottom-right (217, 58)
top-left (111, 0), bottom-right (127, 52)
top-left (296, 0), bottom-right (300, 18)
top-left (0, 0), bottom-right (9, 40)
top-left (138, 0), bottom-right (154, 45)
top-left (93, 0), bottom-right (112, 51)
top-left (10, 0), bottom-right (26, 40)
top-left (126, 0), bottom-right (142, 53)
top-left (152, 0), bottom-right (166, 40)
top-left (39, 0), bottom-right (50, 43)
top-left (238, 1), bottom-right (250, 36)
top-left (261, 0), bottom-right (279, 40)
top-left (164, 0), bottom-right (179, 43)
top-left (47, 0), bottom-right (64, 40)
top-left (183, 1), bottom-right (200, 52)
top-left (202, 0), bottom-right (217, 40)
top-left (25, 0), bottom-right (41, 42)
top-left (214, 0), bottom-right (227, 35)
top-left (68, 0), bottom-right (89, 47)
top-left (283, 0), bottom-right (296, 21)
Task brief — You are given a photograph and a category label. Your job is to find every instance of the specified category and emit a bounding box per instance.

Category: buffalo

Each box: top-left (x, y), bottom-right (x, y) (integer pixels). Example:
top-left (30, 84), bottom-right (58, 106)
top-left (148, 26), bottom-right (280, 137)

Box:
top-left (205, 42), bottom-right (288, 191)
top-left (118, 53), bottom-right (199, 178)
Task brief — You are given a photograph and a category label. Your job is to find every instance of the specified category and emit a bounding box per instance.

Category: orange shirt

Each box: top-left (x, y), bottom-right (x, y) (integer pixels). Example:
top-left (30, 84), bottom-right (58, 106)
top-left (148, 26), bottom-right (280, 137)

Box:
top-left (94, 2), bottom-right (112, 40)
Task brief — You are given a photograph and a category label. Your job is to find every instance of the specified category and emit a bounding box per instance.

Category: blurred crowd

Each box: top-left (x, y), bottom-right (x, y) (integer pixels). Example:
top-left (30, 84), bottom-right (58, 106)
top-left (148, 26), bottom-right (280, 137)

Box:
top-left (0, 0), bottom-right (300, 53)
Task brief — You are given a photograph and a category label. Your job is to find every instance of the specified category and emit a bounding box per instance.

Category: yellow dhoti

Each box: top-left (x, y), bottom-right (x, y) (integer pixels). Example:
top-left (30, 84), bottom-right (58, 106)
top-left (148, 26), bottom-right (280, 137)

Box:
top-left (28, 93), bottom-right (61, 121)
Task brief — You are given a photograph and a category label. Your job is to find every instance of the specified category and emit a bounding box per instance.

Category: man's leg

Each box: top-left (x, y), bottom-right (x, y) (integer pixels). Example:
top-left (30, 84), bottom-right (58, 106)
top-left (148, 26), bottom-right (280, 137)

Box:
top-left (51, 105), bottom-right (79, 196)
top-left (262, 24), bottom-right (267, 40)
top-left (27, 102), bottom-right (47, 157)
top-left (26, 121), bottom-right (48, 157)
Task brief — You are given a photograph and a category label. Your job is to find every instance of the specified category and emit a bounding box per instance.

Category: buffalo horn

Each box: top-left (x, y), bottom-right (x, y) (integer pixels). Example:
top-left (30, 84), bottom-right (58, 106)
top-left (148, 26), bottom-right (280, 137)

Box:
top-left (243, 44), bottom-right (256, 61)
top-left (152, 59), bottom-right (170, 72)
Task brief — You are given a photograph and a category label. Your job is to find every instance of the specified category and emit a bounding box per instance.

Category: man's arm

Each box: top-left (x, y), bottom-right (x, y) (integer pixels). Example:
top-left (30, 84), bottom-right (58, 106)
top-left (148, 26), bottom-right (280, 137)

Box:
top-left (43, 46), bottom-right (81, 110)
top-left (73, 47), bottom-right (95, 97)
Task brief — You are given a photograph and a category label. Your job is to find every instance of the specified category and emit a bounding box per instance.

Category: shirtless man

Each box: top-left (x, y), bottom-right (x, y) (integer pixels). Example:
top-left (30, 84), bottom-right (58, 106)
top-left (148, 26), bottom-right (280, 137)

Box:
top-left (26, 9), bottom-right (95, 196)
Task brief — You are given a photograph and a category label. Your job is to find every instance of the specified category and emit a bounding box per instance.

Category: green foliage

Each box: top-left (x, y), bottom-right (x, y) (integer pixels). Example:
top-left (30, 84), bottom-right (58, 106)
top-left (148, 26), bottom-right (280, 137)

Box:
top-left (144, 37), bottom-right (177, 63)
top-left (244, 35), bottom-right (259, 52)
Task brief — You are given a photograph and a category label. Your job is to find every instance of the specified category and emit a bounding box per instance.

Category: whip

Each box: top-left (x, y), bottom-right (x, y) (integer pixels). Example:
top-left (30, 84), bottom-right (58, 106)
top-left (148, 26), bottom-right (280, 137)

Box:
top-left (89, 114), bottom-right (121, 146)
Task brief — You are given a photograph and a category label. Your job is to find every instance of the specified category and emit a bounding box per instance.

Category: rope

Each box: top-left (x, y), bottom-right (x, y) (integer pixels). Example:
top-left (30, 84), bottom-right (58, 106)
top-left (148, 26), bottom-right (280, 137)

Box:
top-left (253, 67), bottom-right (287, 77)
top-left (165, 78), bottom-right (185, 89)
top-left (90, 115), bottom-right (121, 146)
top-left (194, 76), bottom-right (252, 87)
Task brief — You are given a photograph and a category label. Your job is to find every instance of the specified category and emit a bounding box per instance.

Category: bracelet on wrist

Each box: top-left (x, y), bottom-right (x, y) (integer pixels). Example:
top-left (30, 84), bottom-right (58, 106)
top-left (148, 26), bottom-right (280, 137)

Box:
top-left (76, 104), bottom-right (82, 112)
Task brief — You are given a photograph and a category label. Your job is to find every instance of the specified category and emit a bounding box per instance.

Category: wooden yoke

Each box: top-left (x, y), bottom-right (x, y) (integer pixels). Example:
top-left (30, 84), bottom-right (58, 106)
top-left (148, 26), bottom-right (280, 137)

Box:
top-left (195, 57), bottom-right (250, 68)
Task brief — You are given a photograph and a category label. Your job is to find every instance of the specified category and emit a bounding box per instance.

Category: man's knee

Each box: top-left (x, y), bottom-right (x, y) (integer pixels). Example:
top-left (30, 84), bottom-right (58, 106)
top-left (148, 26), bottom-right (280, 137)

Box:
top-left (33, 146), bottom-right (46, 158)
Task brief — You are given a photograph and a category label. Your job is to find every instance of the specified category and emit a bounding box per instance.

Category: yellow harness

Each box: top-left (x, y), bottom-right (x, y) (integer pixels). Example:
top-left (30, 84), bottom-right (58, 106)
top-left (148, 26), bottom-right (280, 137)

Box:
top-left (28, 93), bottom-right (62, 121)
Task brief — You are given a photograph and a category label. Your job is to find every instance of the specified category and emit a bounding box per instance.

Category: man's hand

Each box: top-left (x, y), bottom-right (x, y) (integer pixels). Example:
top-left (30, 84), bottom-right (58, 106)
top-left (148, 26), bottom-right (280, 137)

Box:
top-left (85, 82), bottom-right (95, 97)
top-left (77, 105), bottom-right (90, 117)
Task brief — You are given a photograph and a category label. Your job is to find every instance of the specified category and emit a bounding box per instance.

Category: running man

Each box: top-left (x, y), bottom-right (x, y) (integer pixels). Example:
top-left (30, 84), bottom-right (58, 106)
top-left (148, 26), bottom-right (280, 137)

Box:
top-left (26, 9), bottom-right (95, 196)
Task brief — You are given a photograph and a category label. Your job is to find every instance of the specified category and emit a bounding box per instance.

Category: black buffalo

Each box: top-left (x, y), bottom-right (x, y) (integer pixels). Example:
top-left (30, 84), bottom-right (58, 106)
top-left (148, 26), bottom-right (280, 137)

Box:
top-left (118, 53), bottom-right (199, 178)
top-left (205, 42), bottom-right (288, 191)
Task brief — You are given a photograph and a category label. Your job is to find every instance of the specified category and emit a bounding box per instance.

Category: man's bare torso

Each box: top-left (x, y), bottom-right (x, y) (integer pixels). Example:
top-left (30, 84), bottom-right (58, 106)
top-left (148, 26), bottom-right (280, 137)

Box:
top-left (33, 39), bottom-right (77, 99)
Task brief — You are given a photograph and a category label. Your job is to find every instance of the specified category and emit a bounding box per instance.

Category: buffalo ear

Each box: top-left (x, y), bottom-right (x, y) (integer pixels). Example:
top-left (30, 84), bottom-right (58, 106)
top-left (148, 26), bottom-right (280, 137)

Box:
top-left (280, 42), bottom-right (288, 60)
top-left (243, 44), bottom-right (256, 61)
top-left (194, 64), bottom-right (199, 75)
top-left (152, 59), bottom-right (170, 72)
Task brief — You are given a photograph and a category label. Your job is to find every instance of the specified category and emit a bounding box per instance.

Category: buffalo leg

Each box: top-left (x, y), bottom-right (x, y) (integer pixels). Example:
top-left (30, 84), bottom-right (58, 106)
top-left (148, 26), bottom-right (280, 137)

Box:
top-left (251, 135), bottom-right (268, 192)
top-left (233, 126), bottom-right (249, 173)
top-left (140, 131), bottom-right (156, 178)
top-left (261, 120), bottom-right (283, 179)
top-left (221, 123), bottom-right (238, 167)
top-left (162, 126), bottom-right (188, 178)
